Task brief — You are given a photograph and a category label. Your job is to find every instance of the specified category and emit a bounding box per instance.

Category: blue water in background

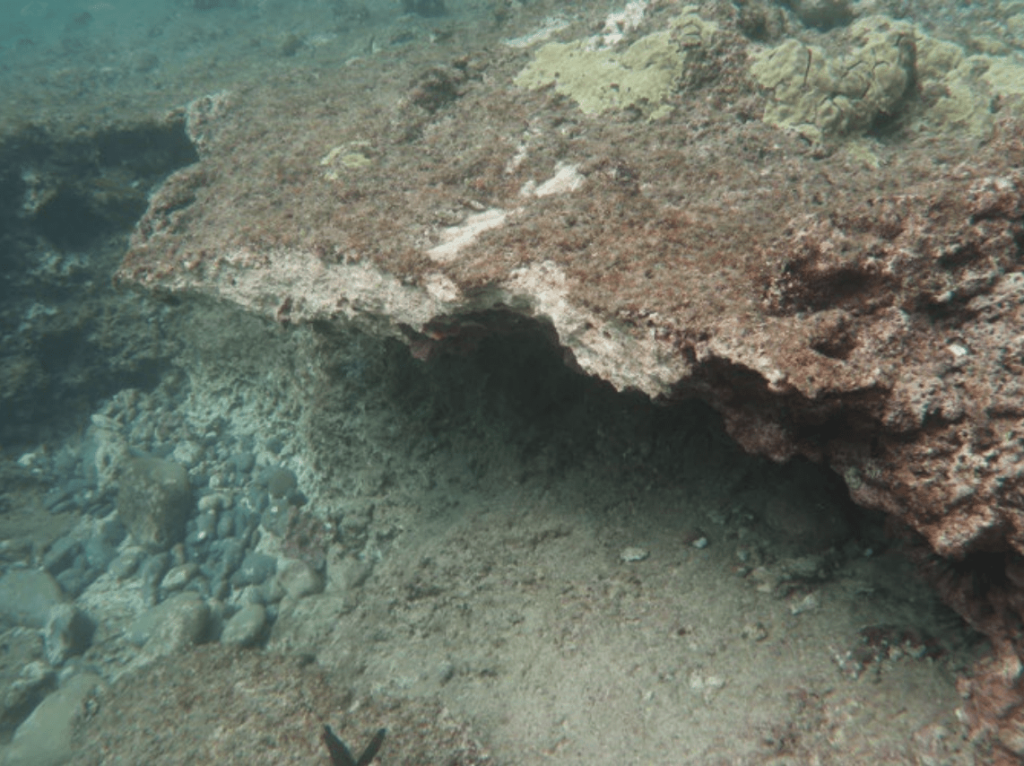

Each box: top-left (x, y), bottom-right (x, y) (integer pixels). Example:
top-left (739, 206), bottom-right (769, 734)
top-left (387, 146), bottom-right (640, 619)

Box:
top-left (1, 0), bottom-right (181, 59)
top-left (0, 0), bottom-right (452, 67)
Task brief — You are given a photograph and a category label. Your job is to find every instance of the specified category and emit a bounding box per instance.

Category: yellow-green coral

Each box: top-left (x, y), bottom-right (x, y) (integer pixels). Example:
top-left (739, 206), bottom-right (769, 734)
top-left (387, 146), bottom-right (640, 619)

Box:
top-left (514, 7), bottom-right (717, 120)
top-left (320, 141), bottom-right (373, 181)
top-left (750, 16), bottom-right (914, 142)
top-left (751, 14), bottom-right (1024, 143)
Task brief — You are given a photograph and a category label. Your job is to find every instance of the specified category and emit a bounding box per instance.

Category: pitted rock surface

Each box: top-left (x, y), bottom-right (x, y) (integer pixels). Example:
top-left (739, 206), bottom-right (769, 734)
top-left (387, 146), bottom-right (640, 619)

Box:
top-left (116, 4), bottom-right (1024, 758)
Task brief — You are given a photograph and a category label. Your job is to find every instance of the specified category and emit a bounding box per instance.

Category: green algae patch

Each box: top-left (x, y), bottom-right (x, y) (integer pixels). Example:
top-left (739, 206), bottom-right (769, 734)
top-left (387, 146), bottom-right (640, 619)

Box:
top-left (514, 8), bottom-right (717, 119)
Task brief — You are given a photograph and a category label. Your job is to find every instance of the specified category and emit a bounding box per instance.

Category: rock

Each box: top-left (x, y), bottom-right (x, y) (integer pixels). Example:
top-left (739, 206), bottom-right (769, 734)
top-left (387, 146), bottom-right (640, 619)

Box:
top-left (53, 565), bottom-right (92, 600)
top-left (326, 553), bottom-right (373, 595)
top-left (276, 558), bottom-right (324, 600)
top-left (107, 547), bottom-right (145, 580)
top-left (160, 562), bottom-right (199, 593)
top-left (42, 604), bottom-right (93, 666)
top-left (117, 456), bottom-right (191, 551)
top-left (264, 466), bottom-right (297, 499)
top-left (127, 592), bottom-right (210, 655)
top-left (2, 673), bottom-right (103, 766)
top-left (230, 552), bottom-right (276, 587)
top-left (215, 512), bottom-right (235, 540)
top-left (41, 537), bottom-right (80, 577)
top-left (787, 0), bottom-right (853, 30)
top-left (171, 440), bottom-right (204, 468)
top-left (81, 535), bottom-right (117, 572)
top-left (81, 419), bottom-right (130, 492)
top-left (0, 634), bottom-right (51, 737)
top-left (0, 570), bottom-right (64, 629)
top-left (138, 552), bottom-right (171, 606)
top-left (220, 603), bottom-right (266, 648)
top-left (619, 546), bottom-right (649, 563)
top-left (197, 493), bottom-right (225, 513)
top-left (229, 452), bottom-right (255, 474)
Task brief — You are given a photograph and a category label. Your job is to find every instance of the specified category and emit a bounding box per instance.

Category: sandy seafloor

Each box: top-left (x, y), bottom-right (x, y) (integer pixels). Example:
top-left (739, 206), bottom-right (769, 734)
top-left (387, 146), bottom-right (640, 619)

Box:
top-left (1, 0), bottom-right (1022, 763)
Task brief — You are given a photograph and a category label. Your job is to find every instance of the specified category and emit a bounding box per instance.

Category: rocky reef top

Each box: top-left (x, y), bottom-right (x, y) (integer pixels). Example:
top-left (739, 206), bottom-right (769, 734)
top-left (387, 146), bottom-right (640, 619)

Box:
top-left (116, 0), bottom-right (1024, 759)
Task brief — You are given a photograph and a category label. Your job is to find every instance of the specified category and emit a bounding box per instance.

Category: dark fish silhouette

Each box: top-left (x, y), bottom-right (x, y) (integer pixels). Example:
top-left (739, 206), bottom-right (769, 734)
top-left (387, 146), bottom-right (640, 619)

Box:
top-left (322, 725), bottom-right (386, 766)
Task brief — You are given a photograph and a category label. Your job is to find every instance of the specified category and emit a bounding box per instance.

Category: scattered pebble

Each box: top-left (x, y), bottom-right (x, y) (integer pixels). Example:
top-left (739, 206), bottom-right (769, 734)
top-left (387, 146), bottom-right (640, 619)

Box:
top-left (789, 592), bottom-right (821, 615)
top-left (619, 546), bottom-right (649, 563)
top-left (221, 603), bottom-right (267, 648)
top-left (741, 621), bottom-right (769, 641)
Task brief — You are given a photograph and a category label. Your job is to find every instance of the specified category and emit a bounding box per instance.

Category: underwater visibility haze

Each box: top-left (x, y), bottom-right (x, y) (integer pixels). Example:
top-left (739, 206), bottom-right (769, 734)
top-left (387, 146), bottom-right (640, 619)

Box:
top-left (2, 0), bottom-right (1024, 764)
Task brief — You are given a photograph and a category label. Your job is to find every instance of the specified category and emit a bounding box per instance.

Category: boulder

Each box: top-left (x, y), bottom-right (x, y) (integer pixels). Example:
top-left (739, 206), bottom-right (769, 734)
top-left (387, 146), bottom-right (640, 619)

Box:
top-left (116, 457), bottom-right (191, 551)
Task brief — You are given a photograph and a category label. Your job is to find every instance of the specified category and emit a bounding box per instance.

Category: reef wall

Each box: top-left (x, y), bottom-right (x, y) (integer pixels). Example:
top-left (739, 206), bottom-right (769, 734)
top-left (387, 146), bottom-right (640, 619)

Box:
top-left (117, 2), bottom-right (1024, 758)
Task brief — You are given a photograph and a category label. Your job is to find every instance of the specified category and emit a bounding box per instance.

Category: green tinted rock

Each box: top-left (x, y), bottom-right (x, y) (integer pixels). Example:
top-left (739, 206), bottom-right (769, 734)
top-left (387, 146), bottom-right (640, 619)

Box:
top-left (0, 570), bottom-right (64, 629)
top-left (267, 466), bottom-right (298, 498)
top-left (116, 457), bottom-right (191, 551)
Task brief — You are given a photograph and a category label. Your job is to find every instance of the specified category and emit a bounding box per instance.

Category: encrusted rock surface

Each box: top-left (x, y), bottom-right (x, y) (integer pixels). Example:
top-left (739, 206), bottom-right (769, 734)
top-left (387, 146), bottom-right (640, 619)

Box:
top-left (116, 1), bottom-right (1024, 758)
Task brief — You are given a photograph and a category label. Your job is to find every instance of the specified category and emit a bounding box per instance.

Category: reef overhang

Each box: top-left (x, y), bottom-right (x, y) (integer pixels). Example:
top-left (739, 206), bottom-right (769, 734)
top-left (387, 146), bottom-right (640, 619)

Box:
top-left (118, 4), bottom-right (1024, 757)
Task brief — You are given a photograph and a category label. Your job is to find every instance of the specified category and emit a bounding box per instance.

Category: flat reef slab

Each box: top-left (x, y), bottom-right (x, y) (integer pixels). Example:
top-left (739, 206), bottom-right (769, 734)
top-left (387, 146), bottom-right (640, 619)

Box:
top-left (117, 1), bottom-right (1024, 755)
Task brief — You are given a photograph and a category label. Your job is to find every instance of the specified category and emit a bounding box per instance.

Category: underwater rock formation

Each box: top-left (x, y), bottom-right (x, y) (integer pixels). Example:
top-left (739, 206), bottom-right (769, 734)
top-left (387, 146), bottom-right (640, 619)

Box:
top-left (117, 4), bottom-right (1024, 759)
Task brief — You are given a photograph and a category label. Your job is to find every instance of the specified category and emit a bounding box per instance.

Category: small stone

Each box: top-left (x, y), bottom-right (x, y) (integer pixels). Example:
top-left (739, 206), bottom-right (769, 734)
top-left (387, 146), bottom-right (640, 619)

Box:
top-left (231, 552), bottom-right (277, 587)
top-left (172, 440), bottom-right (204, 467)
top-left (619, 546), bottom-right (649, 563)
top-left (438, 661), bottom-right (456, 684)
top-left (82, 537), bottom-right (117, 571)
top-left (691, 536), bottom-right (709, 549)
top-left (265, 467), bottom-right (298, 499)
top-left (216, 538), bottom-right (246, 579)
top-left (230, 452), bottom-right (256, 474)
top-left (108, 547), bottom-right (145, 580)
top-left (195, 511), bottom-right (217, 542)
top-left (129, 592), bottom-right (210, 654)
top-left (741, 621), bottom-right (769, 642)
top-left (749, 566), bottom-right (779, 594)
top-left (789, 592), bottom-right (820, 615)
top-left (55, 565), bottom-right (92, 599)
top-left (197, 494), bottom-right (225, 513)
top-left (42, 537), bottom-right (81, 576)
top-left (0, 570), bottom-right (65, 628)
top-left (43, 603), bottom-right (94, 665)
top-left (220, 603), bottom-right (267, 648)
top-left (216, 512), bottom-right (235, 540)
top-left (688, 670), bottom-right (726, 703)
top-left (781, 554), bottom-right (828, 581)
top-left (326, 553), bottom-right (373, 594)
top-left (4, 660), bottom-right (55, 726)
top-left (276, 558), bottom-right (324, 600)
top-left (139, 552), bottom-right (171, 606)
top-left (161, 562), bottom-right (199, 592)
